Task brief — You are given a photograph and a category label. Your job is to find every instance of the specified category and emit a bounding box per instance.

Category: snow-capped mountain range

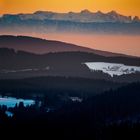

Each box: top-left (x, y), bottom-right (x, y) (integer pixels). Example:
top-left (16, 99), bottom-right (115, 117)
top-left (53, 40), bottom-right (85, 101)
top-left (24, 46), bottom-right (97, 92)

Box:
top-left (1, 10), bottom-right (140, 35)
top-left (2, 9), bottom-right (140, 23)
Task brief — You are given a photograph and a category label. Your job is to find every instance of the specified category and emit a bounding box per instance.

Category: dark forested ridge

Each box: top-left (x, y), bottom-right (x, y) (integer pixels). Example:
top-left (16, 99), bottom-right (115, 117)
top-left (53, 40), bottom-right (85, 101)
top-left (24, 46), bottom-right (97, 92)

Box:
top-left (0, 76), bottom-right (123, 98)
top-left (0, 48), bottom-right (140, 82)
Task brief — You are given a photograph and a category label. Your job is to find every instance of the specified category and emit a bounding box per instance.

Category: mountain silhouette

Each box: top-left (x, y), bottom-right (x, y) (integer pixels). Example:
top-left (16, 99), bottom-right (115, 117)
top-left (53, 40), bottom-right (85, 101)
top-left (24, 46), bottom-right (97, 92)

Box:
top-left (2, 10), bottom-right (138, 23)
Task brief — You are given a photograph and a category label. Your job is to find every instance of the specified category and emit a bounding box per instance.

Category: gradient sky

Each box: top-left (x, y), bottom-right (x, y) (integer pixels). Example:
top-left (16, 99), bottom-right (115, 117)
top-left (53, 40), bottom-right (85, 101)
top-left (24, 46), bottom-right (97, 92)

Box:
top-left (0, 0), bottom-right (140, 17)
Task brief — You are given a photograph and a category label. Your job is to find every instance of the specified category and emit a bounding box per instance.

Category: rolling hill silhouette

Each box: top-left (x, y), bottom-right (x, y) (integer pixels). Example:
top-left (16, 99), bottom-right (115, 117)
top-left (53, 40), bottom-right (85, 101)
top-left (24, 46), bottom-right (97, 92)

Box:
top-left (0, 35), bottom-right (130, 57)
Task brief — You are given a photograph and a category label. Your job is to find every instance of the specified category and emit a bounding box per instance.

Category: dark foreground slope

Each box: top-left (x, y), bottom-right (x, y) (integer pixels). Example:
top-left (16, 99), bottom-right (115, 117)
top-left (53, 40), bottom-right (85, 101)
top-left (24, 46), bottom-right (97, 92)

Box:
top-left (0, 82), bottom-right (140, 139)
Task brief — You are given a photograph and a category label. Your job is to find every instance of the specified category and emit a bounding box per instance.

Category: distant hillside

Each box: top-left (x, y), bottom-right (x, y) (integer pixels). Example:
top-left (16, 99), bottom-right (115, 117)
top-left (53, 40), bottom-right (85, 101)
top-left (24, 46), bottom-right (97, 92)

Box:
top-left (0, 35), bottom-right (126, 57)
top-left (0, 48), bottom-right (140, 81)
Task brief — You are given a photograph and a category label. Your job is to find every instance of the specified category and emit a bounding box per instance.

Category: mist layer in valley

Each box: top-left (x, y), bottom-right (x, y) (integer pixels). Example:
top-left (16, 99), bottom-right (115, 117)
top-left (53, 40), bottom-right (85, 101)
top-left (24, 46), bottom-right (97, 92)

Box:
top-left (43, 33), bottom-right (140, 57)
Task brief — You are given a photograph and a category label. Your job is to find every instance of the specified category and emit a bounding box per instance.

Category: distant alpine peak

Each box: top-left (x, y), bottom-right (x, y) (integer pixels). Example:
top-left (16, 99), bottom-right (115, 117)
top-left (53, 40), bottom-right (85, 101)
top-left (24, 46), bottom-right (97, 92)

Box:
top-left (133, 16), bottom-right (140, 22)
top-left (80, 9), bottom-right (92, 14)
top-left (107, 10), bottom-right (118, 15)
top-left (96, 10), bottom-right (104, 14)
top-left (34, 10), bottom-right (54, 14)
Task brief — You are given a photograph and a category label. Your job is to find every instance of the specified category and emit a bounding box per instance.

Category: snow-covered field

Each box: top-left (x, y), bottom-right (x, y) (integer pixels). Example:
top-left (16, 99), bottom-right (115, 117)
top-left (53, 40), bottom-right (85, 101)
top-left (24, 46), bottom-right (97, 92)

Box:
top-left (85, 62), bottom-right (140, 77)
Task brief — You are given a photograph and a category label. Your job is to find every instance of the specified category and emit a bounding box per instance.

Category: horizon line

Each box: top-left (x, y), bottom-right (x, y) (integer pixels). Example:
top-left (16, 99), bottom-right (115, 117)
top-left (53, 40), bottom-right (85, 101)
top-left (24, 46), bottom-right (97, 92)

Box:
top-left (0, 9), bottom-right (139, 18)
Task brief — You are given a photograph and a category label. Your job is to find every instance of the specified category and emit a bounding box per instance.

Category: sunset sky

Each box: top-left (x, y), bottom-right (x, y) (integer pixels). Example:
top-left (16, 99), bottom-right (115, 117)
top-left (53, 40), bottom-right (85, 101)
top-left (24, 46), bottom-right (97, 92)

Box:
top-left (0, 0), bottom-right (140, 17)
top-left (0, 0), bottom-right (140, 56)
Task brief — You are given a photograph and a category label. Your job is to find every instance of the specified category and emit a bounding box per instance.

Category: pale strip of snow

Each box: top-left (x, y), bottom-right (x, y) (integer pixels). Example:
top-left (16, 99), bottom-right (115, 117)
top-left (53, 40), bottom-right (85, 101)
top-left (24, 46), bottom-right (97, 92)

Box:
top-left (0, 67), bottom-right (50, 73)
top-left (0, 69), bottom-right (33, 73)
top-left (19, 69), bottom-right (33, 72)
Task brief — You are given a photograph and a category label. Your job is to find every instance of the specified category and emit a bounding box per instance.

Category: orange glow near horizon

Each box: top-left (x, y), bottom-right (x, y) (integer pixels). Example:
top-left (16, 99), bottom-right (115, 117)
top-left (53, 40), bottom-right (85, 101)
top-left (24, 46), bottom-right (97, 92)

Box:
top-left (0, 0), bottom-right (140, 56)
top-left (44, 33), bottom-right (140, 57)
top-left (0, 0), bottom-right (140, 17)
